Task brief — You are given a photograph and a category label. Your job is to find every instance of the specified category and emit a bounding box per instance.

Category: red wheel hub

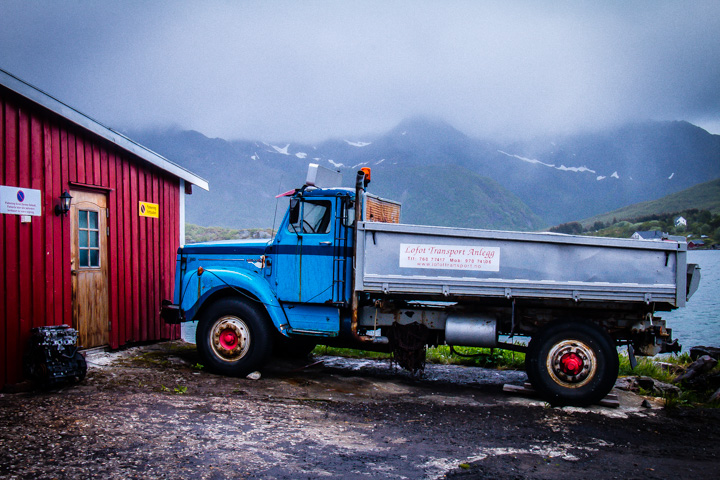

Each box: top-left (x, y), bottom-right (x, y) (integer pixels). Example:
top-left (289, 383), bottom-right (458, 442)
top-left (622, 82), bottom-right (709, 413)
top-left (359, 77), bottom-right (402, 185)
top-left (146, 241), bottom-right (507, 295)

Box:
top-left (219, 329), bottom-right (238, 350)
top-left (560, 352), bottom-right (583, 375)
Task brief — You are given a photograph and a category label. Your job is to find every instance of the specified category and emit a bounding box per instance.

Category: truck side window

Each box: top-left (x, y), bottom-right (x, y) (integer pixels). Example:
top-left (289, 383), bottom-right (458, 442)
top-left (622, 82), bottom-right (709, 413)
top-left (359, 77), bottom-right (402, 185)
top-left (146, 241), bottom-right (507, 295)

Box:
top-left (288, 200), bottom-right (332, 234)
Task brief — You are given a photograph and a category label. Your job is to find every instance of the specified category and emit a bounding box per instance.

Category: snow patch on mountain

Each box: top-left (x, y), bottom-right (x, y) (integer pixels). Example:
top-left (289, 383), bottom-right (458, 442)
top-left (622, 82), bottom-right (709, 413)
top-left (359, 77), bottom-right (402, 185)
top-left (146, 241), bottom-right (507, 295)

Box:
top-left (497, 150), bottom-right (555, 168)
top-left (328, 159), bottom-right (344, 168)
top-left (597, 175), bottom-right (606, 181)
top-left (498, 150), bottom-right (596, 175)
top-left (345, 140), bottom-right (372, 147)
top-left (611, 171), bottom-right (620, 179)
top-left (295, 152), bottom-right (307, 159)
top-left (556, 165), bottom-right (596, 173)
top-left (271, 144), bottom-right (290, 155)
top-left (668, 172), bottom-right (675, 180)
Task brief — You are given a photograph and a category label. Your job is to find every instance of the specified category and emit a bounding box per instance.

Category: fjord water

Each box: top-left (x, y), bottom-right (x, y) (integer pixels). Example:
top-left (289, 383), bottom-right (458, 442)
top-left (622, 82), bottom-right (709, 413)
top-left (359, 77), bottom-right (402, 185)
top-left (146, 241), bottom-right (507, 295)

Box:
top-left (664, 250), bottom-right (720, 351)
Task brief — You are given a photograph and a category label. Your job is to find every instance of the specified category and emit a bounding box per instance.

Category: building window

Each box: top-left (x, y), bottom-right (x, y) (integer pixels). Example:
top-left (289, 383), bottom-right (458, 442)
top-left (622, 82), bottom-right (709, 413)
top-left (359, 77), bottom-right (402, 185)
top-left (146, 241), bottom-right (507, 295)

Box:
top-left (78, 210), bottom-right (100, 268)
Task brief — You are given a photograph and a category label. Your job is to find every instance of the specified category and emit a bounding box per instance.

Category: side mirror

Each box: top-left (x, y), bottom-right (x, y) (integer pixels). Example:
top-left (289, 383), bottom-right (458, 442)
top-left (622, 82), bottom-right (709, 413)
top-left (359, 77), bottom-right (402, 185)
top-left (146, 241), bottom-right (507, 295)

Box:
top-left (289, 199), bottom-right (300, 225)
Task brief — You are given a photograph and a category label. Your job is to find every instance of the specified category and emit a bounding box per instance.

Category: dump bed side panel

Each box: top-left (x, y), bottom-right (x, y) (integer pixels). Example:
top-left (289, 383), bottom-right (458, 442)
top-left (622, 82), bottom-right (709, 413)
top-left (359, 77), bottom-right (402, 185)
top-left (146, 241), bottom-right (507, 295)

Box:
top-left (355, 222), bottom-right (686, 306)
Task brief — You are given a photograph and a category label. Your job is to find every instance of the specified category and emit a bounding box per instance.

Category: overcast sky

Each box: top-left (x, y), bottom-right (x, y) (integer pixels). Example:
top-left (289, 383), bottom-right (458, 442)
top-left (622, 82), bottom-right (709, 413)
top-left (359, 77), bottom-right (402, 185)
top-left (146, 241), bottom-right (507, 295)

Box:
top-left (1, 1), bottom-right (719, 142)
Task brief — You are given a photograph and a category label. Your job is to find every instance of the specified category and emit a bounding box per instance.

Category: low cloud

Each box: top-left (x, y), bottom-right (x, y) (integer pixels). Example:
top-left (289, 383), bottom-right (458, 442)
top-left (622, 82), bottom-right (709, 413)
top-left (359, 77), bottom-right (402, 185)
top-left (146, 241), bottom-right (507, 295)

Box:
top-left (1, 1), bottom-right (718, 141)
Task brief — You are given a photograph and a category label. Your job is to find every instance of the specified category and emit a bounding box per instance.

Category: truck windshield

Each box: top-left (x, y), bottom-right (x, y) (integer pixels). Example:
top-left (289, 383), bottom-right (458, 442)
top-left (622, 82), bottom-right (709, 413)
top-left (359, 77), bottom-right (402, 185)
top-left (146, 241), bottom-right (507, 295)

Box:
top-left (288, 200), bottom-right (332, 234)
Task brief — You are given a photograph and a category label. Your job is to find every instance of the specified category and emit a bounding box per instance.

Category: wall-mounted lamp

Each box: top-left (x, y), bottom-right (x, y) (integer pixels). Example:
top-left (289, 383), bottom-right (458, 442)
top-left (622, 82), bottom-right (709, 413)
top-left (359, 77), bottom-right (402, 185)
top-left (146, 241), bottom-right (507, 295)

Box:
top-left (55, 190), bottom-right (72, 216)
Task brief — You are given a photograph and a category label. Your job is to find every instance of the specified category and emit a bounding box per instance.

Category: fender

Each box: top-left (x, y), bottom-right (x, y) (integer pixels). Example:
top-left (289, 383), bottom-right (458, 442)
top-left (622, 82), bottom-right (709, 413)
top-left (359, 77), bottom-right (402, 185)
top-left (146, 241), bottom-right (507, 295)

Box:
top-left (180, 267), bottom-right (291, 336)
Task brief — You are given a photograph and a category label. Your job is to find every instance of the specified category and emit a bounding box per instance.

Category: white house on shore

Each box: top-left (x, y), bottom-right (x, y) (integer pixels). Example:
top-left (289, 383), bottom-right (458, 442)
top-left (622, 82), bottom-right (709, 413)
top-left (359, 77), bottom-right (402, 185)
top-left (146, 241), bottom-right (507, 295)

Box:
top-left (631, 230), bottom-right (666, 240)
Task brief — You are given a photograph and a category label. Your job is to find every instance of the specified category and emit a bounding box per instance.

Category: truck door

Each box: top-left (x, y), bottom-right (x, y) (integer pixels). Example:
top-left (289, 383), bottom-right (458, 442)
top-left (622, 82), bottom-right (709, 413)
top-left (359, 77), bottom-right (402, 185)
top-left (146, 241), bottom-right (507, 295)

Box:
top-left (276, 198), bottom-right (336, 304)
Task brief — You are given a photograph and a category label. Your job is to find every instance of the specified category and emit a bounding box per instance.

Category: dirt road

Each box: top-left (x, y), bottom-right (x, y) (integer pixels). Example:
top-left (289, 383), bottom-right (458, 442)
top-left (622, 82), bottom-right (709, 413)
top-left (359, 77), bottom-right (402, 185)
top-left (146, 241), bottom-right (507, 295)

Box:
top-left (1, 341), bottom-right (718, 479)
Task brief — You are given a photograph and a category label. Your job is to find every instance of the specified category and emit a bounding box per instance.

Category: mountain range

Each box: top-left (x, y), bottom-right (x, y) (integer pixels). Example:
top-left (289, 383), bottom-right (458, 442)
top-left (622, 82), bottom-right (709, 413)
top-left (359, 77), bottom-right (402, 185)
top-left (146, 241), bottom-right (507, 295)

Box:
top-left (131, 118), bottom-right (720, 231)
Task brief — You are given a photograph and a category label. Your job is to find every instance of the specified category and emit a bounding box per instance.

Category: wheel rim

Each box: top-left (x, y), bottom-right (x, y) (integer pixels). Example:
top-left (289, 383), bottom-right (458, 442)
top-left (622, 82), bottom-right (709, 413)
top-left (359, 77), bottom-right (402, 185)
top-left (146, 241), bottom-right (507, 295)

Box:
top-left (210, 316), bottom-right (251, 362)
top-left (546, 339), bottom-right (597, 388)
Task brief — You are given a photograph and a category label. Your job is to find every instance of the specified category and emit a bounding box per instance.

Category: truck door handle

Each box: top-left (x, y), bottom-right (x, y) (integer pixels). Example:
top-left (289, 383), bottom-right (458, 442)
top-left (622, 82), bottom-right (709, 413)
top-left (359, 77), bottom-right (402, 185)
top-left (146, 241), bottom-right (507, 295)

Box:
top-left (319, 241), bottom-right (332, 245)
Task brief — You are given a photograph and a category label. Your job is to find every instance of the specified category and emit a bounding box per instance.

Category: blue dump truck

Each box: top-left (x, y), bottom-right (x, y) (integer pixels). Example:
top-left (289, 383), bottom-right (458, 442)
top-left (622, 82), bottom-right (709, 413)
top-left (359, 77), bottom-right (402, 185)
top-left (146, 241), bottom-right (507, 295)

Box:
top-left (162, 164), bottom-right (700, 406)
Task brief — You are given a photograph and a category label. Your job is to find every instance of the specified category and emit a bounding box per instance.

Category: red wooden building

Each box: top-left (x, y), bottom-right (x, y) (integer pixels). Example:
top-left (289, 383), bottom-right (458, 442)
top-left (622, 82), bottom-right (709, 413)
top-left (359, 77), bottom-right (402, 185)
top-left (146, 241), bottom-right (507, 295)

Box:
top-left (0, 69), bottom-right (208, 388)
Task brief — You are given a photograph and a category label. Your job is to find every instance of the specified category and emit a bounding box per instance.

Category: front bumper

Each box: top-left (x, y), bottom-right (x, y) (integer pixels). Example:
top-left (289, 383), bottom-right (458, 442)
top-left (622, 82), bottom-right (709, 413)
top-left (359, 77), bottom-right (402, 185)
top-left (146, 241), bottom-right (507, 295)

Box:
top-left (160, 300), bottom-right (185, 324)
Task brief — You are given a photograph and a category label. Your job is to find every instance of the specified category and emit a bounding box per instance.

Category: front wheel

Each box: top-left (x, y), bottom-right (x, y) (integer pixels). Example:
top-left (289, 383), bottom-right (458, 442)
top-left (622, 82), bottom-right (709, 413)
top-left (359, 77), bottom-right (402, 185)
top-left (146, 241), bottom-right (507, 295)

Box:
top-left (196, 298), bottom-right (273, 377)
top-left (526, 322), bottom-right (619, 406)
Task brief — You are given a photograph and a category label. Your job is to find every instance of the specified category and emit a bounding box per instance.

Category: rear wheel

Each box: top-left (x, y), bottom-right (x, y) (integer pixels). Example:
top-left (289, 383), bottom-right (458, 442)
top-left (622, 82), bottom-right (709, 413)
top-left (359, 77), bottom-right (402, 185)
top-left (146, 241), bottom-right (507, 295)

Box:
top-left (197, 298), bottom-right (273, 376)
top-left (526, 322), bottom-right (619, 406)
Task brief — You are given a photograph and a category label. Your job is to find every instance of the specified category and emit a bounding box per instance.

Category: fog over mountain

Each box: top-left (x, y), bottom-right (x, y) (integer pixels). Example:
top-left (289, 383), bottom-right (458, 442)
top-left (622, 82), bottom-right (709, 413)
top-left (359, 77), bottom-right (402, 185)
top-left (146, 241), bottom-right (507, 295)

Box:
top-left (133, 118), bottom-right (720, 231)
top-left (1, 2), bottom-right (719, 142)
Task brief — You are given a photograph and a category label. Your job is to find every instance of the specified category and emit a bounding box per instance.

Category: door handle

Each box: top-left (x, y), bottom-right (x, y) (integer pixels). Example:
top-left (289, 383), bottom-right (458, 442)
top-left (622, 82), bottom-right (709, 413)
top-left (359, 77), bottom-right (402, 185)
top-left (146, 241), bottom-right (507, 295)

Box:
top-left (319, 241), bottom-right (332, 245)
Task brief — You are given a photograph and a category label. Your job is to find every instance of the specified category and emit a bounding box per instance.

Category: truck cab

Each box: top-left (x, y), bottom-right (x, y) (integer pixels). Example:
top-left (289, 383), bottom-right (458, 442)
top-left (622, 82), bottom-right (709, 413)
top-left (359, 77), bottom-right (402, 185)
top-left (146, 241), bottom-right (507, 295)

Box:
top-left (269, 186), bottom-right (355, 334)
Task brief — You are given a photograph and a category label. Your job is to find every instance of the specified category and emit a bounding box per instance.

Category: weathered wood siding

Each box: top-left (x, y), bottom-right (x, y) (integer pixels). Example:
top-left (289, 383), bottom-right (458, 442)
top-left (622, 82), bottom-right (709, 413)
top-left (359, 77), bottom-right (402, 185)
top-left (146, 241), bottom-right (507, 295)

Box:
top-left (1, 85), bottom-right (182, 387)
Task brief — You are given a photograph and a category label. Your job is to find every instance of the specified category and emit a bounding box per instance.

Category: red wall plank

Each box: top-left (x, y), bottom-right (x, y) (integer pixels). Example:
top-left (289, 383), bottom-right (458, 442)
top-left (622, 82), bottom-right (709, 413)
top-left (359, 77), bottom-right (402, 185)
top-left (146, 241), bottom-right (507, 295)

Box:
top-left (4, 99), bottom-right (20, 384)
top-left (130, 162), bottom-right (140, 342)
top-left (107, 150), bottom-right (119, 349)
top-left (17, 108), bottom-right (32, 346)
top-left (60, 123), bottom-right (72, 327)
top-left (30, 115), bottom-right (45, 329)
top-left (68, 131), bottom-right (77, 184)
top-left (75, 134), bottom-right (85, 184)
top-left (121, 159), bottom-right (131, 344)
top-left (51, 121), bottom-right (64, 326)
top-left (84, 139), bottom-right (93, 185)
top-left (138, 169), bottom-right (148, 341)
top-left (43, 118), bottom-right (56, 326)
top-left (148, 171), bottom-right (157, 340)
top-left (0, 97), bottom-right (5, 387)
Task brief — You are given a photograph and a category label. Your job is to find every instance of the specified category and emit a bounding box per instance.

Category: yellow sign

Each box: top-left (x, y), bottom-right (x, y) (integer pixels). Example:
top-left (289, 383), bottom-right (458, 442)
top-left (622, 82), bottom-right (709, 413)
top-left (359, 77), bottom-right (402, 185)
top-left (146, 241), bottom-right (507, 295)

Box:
top-left (139, 201), bottom-right (159, 218)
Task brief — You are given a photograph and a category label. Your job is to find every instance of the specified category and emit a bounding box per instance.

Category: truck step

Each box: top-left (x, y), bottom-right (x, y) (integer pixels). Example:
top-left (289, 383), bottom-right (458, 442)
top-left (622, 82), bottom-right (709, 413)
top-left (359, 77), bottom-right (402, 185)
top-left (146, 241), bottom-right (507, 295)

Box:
top-left (502, 383), bottom-right (620, 408)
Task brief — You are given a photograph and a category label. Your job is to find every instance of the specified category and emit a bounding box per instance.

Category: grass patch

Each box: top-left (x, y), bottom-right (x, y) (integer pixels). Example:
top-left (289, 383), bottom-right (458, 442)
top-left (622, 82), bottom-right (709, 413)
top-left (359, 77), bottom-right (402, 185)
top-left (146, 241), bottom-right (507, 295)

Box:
top-left (312, 346), bottom-right (392, 360)
top-left (312, 344), bottom-right (525, 369)
top-left (427, 345), bottom-right (525, 369)
top-left (618, 352), bottom-right (720, 407)
top-left (617, 353), bottom-right (692, 383)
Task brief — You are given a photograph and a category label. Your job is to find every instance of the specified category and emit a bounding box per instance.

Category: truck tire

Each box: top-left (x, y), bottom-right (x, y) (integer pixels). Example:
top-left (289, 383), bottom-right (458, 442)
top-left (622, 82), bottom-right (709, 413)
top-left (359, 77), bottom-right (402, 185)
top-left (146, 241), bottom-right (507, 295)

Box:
top-left (196, 298), bottom-right (273, 377)
top-left (525, 321), bottom-right (619, 406)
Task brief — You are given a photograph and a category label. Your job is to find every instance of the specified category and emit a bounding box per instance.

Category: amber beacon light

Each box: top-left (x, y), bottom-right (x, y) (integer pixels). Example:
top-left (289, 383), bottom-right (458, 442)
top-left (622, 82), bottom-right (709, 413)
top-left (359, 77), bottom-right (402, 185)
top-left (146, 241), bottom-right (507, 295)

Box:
top-left (360, 167), bottom-right (372, 187)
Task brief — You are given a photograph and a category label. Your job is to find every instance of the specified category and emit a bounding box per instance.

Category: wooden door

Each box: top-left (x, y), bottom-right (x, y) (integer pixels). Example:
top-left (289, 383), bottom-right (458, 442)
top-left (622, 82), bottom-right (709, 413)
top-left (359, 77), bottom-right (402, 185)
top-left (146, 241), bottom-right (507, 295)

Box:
top-left (70, 190), bottom-right (109, 348)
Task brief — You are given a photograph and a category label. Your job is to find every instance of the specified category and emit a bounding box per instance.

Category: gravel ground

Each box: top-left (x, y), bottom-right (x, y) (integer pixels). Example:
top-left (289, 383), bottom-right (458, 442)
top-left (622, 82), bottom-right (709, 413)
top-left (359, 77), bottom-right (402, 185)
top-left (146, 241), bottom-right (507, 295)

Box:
top-left (0, 341), bottom-right (718, 479)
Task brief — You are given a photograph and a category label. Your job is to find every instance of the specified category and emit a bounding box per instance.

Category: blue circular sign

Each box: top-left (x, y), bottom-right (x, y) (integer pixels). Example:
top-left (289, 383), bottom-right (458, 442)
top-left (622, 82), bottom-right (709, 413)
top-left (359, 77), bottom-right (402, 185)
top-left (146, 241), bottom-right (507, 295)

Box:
top-left (16, 190), bottom-right (25, 202)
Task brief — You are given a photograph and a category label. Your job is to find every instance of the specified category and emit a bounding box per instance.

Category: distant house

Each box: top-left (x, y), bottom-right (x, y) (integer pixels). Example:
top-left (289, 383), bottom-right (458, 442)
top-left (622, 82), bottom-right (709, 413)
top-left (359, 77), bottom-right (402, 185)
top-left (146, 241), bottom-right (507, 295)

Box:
top-left (631, 230), bottom-right (665, 240)
top-left (675, 216), bottom-right (687, 227)
top-left (688, 240), bottom-right (705, 249)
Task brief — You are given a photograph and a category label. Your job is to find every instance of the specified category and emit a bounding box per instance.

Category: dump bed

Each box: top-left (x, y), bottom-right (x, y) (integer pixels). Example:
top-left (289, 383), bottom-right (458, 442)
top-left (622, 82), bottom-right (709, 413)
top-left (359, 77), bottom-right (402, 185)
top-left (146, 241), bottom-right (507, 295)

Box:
top-left (355, 222), bottom-right (689, 307)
